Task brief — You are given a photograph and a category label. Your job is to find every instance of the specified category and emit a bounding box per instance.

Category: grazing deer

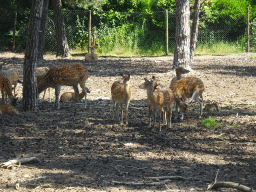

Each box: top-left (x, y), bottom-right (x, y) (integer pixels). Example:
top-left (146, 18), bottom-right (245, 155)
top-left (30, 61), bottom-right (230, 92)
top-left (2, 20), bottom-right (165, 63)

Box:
top-left (0, 71), bottom-right (18, 106)
top-left (0, 65), bottom-right (20, 95)
top-left (36, 67), bottom-right (50, 101)
top-left (172, 77), bottom-right (205, 119)
top-left (38, 63), bottom-right (88, 109)
top-left (139, 76), bottom-right (174, 131)
top-left (60, 87), bottom-right (90, 102)
top-left (0, 104), bottom-right (19, 114)
top-left (111, 73), bottom-right (132, 124)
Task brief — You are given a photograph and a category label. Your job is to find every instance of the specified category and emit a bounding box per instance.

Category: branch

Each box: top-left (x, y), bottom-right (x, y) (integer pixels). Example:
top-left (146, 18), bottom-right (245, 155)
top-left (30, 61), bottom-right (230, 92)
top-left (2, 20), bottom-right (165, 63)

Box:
top-left (207, 182), bottom-right (255, 192)
top-left (0, 157), bottom-right (39, 169)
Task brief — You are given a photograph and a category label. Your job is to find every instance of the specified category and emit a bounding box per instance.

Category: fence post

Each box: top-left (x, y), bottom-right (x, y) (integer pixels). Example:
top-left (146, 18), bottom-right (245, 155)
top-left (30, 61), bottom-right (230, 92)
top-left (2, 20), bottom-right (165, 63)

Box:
top-left (88, 10), bottom-right (91, 53)
top-left (165, 9), bottom-right (168, 55)
top-left (247, 7), bottom-right (249, 52)
top-left (12, 5), bottom-right (17, 52)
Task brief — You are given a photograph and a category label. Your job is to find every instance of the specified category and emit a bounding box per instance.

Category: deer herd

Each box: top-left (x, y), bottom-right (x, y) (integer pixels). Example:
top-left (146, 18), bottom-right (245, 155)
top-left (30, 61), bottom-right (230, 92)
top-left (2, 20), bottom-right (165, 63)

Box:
top-left (0, 61), bottom-right (206, 131)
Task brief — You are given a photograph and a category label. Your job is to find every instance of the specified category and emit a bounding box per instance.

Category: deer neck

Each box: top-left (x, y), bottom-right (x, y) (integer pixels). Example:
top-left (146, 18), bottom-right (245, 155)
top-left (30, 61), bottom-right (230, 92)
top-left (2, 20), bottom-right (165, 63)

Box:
top-left (176, 70), bottom-right (182, 80)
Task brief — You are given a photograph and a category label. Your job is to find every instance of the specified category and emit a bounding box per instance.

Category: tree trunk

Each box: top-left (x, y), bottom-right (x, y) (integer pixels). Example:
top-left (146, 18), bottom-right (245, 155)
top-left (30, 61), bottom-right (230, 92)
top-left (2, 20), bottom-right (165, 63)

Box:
top-left (52, 0), bottom-right (70, 57)
top-left (23, 0), bottom-right (44, 111)
top-left (190, 0), bottom-right (200, 62)
top-left (173, 0), bottom-right (191, 69)
top-left (37, 0), bottom-right (49, 60)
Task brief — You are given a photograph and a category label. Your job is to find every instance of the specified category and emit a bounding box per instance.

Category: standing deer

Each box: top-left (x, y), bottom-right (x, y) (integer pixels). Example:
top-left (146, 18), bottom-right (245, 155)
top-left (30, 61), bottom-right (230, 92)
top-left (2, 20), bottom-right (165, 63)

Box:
top-left (38, 63), bottom-right (88, 109)
top-left (0, 65), bottom-right (20, 95)
top-left (0, 70), bottom-right (18, 106)
top-left (139, 76), bottom-right (174, 131)
top-left (111, 73), bottom-right (132, 125)
top-left (172, 77), bottom-right (205, 119)
top-left (36, 67), bottom-right (50, 101)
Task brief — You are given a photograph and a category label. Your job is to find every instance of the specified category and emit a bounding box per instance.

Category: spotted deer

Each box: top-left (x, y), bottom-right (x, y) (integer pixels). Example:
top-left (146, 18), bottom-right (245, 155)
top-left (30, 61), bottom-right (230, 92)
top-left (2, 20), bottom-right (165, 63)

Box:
top-left (36, 67), bottom-right (50, 101)
top-left (0, 65), bottom-right (20, 95)
top-left (38, 63), bottom-right (88, 109)
top-left (170, 66), bottom-right (191, 89)
top-left (60, 87), bottom-right (90, 102)
top-left (111, 73), bottom-right (132, 124)
top-left (0, 70), bottom-right (18, 106)
top-left (0, 104), bottom-right (19, 114)
top-left (139, 76), bottom-right (174, 131)
top-left (172, 77), bottom-right (205, 119)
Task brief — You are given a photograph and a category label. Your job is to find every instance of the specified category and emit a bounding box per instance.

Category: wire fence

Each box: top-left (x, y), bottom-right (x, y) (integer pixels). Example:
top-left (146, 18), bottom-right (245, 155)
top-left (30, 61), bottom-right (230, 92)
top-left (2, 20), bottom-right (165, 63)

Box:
top-left (0, 9), bottom-right (248, 56)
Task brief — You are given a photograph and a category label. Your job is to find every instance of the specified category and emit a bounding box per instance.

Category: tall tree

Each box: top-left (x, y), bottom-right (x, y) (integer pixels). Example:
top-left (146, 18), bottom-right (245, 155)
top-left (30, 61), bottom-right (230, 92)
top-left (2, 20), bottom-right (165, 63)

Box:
top-left (23, 0), bottom-right (44, 111)
top-left (173, 0), bottom-right (191, 69)
top-left (190, 0), bottom-right (201, 62)
top-left (38, 0), bottom-right (49, 60)
top-left (52, 0), bottom-right (70, 57)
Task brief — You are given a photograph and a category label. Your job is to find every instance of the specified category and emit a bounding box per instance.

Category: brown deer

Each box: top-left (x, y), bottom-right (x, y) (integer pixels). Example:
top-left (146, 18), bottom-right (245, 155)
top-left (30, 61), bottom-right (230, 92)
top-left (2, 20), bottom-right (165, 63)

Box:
top-left (111, 73), bottom-right (132, 124)
top-left (172, 77), bottom-right (205, 119)
top-left (60, 87), bottom-right (90, 102)
top-left (139, 76), bottom-right (174, 131)
top-left (170, 66), bottom-right (191, 89)
top-left (0, 65), bottom-right (20, 95)
top-left (0, 104), bottom-right (19, 114)
top-left (38, 63), bottom-right (88, 109)
top-left (0, 71), bottom-right (18, 106)
top-left (36, 67), bottom-right (50, 101)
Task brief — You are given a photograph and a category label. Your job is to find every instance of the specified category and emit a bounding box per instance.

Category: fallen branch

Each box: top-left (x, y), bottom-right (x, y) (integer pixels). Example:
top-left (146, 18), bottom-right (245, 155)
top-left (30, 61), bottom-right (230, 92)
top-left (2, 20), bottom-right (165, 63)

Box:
top-left (207, 182), bottom-right (255, 192)
top-left (0, 157), bottom-right (39, 169)
top-left (112, 176), bottom-right (187, 186)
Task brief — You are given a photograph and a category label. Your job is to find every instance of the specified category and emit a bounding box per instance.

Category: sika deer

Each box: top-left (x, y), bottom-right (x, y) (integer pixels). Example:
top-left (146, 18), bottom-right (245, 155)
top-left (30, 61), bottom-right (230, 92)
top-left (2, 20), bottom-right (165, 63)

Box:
top-left (172, 77), bottom-right (204, 119)
top-left (0, 65), bottom-right (20, 95)
top-left (139, 76), bottom-right (174, 131)
top-left (170, 66), bottom-right (191, 89)
top-left (111, 73), bottom-right (132, 124)
top-left (38, 63), bottom-right (88, 109)
top-left (0, 71), bottom-right (18, 106)
top-left (36, 67), bottom-right (50, 100)
top-left (60, 87), bottom-right (90, 102)
top-left (0, 104), bottom-right (19, 114)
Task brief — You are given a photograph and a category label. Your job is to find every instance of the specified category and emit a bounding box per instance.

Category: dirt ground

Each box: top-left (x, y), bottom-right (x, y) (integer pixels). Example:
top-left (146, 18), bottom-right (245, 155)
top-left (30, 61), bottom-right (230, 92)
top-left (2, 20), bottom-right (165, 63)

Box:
top-left (0, 51), bottom-right (256, 192)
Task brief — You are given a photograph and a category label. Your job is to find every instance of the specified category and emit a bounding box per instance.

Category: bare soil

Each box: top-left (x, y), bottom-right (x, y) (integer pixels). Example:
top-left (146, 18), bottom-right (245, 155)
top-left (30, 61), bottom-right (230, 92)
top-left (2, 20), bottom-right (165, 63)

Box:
top-left (0, 52), bottom-right (256, 192)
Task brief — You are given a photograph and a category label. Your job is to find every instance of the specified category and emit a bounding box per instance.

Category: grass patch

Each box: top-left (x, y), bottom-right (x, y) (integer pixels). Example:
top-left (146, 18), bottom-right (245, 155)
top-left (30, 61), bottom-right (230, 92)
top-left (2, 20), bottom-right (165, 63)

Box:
top-left (201, 116), bottom-right (221, 129)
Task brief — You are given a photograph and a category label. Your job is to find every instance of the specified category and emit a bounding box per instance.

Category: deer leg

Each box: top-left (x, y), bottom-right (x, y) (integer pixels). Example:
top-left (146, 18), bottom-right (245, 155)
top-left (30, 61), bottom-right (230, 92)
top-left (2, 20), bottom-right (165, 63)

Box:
top-left (42, 90), bottom-right (46, 100)
top-left (1, 90), bottom-right (5, 104)
top-left (125, 101), bottom-right (129, 125)
top-left (73, 85), bottom-right (79, 102)
top-left (148, 104), bottom-right (152, 127)
top-left (120, 103), bottom-right (123, 124)
top-left (55, 86), bottom-right (61, 109)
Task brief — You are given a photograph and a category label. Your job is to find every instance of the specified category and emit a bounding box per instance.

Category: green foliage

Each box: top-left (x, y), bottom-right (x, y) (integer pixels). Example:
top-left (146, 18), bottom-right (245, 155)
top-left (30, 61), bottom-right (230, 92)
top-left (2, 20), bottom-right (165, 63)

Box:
top-left (201, 117), bottom-right (221, 129)
top-left (249, 18), bottom-right (256, 52)
top-left (73, 15), bottom-right (88, 49)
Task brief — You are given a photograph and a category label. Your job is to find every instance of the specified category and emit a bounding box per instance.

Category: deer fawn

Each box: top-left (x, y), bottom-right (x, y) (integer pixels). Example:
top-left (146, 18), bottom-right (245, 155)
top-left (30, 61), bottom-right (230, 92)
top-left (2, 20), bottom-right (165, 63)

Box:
top-left (0, 65), bottom-right (20, 95)
top-left (36, 67), bottom-right (50, 101)
top-left (38, 63), bottom-right (88, 109)
top-left (60, 87), bottom-right (90, 102)
top-left (111, 73), bottom-right (132, 124)
top-left (139, 76), bottom-right (174, 131)
top-left (0, 70), bottom-right (18, 106)
top-left (172, 77), bottom-right (204, 119)
top-left (0, 104), bottom-right (19, 114)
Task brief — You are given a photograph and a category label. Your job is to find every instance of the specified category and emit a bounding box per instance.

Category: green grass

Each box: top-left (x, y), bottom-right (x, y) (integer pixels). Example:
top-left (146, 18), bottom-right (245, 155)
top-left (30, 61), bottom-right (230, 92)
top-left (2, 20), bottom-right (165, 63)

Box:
top-left (201, 117), bottom-right (221, 129)
top-left (195, 40), bottom-right (244, 56)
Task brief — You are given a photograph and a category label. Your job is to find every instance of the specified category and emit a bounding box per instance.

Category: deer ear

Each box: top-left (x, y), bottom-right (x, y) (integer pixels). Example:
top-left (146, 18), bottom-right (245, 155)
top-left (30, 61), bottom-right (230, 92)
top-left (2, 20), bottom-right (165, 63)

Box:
top-left (119, 72), bottom-right (124, 76)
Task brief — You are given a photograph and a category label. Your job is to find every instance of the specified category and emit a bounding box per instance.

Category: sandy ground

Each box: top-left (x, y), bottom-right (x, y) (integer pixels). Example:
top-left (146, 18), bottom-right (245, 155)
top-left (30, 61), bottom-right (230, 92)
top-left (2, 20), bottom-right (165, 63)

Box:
top-left (0, 51), bottom-right (256, 191)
